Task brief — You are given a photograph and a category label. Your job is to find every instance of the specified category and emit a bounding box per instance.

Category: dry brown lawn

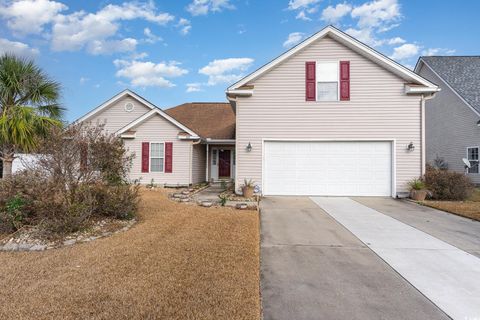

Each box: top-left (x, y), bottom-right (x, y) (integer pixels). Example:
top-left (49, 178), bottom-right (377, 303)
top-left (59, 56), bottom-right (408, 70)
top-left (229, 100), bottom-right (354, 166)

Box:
top-left (421, 188), bottom-right (480, 221)
top-left (0, 189), bottom-right (260, 320)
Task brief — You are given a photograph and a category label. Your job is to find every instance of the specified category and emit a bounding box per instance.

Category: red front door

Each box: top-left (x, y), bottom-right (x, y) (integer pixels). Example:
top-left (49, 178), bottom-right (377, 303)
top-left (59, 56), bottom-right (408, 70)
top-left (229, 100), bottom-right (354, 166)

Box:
top-left (218, 150), bottom-right (231, 177)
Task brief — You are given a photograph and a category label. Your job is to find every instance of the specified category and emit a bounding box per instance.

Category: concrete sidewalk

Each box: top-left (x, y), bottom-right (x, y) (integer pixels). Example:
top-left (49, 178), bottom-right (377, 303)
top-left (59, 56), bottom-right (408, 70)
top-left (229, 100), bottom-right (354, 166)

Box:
top-left (260, 197), bottom-right (448, 320)
top-left (312, 197), bottom-right (480, 320)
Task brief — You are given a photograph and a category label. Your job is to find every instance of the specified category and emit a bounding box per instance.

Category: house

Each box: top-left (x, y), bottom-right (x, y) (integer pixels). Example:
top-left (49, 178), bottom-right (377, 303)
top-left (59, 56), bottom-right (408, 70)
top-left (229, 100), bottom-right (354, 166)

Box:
top-left (78, 26), bottom-right (439, 197)
top-left (415, 56), bottom-right (480, 184)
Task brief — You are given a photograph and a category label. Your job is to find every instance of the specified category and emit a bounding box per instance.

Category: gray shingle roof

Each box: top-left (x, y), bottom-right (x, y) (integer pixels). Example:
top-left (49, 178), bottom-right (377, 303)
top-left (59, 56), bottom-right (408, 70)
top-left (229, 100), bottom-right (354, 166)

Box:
top-left (421, 56), bottom-right (480, 113)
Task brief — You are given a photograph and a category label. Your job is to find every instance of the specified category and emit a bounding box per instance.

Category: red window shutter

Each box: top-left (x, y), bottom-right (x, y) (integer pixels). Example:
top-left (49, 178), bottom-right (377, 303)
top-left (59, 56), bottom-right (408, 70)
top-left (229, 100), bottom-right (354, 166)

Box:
top-left (305, 61), bottom-right (316, 101)
top-left (165, 142), bottom-right (173, 173)
top-left (141, 142), bottom-right (149, 173)
top-left (340, 61), bottom-right (350, 101)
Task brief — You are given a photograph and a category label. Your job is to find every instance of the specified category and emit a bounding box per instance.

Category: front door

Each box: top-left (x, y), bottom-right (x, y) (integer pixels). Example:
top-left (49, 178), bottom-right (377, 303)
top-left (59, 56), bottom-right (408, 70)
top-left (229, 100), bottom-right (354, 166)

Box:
top-left (218, 150), bottom-right (231, 178)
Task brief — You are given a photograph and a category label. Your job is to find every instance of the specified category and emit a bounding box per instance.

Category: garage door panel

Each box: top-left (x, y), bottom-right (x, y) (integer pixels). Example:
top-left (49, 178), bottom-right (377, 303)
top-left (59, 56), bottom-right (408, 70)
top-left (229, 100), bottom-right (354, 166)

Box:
top-left (264, 141), bottom-right (392, 196)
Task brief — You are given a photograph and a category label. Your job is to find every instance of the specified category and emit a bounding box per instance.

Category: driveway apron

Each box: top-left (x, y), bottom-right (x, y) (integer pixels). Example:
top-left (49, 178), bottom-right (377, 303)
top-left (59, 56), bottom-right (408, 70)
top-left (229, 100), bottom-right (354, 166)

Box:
top-left (260, 197), bottom-right (449, 320)
top-left (312, 197), bottom-right (480, 320)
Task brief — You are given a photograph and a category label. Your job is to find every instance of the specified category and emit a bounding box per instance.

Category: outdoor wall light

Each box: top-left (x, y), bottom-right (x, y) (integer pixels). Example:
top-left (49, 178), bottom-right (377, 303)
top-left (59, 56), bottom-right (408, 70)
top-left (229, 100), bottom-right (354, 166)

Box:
top-left (246, 142), bottom-right (252, 152)
top-left (477, 120), bottom-right (480, 127)
top-left (407, 142), bottom-right (415, 152)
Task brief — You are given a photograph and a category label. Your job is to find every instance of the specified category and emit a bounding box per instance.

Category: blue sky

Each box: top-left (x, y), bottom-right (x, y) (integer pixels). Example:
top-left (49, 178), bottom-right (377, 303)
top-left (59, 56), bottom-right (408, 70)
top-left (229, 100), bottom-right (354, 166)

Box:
top-left (0, 0), bottom-right (478, 121)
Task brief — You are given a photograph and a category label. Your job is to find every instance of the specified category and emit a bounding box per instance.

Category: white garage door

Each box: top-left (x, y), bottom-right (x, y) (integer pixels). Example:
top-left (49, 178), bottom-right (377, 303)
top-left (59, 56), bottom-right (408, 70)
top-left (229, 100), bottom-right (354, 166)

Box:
top-left (264, 141), bottom-right (392, 196)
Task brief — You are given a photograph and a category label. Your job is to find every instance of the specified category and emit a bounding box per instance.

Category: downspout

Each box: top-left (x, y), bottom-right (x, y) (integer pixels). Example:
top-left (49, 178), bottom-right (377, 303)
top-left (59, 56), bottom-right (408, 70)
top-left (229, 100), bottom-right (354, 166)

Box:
top-left (205, 143), bottom-right (209, 182)
top-left (421, 93), bottom-right (436, 175)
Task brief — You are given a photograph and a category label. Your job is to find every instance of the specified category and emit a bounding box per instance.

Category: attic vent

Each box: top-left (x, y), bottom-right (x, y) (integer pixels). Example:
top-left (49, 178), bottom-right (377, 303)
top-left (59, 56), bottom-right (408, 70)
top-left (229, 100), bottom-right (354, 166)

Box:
top-left (125, 102), bottom-right (135, 112)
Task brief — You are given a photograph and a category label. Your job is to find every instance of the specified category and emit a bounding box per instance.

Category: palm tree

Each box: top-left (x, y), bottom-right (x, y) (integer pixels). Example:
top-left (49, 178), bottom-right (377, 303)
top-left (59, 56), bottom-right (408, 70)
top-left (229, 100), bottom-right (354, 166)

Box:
top-left (0, 53), bottom-right (63, 178)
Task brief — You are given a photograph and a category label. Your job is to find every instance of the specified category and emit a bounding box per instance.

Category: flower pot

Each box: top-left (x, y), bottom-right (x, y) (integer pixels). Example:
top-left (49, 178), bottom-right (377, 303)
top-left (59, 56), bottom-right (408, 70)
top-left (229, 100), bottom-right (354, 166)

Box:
top-left (410, 189), bottom-right (427, 201)
top-left (243, 186), bottom-right (254, 198)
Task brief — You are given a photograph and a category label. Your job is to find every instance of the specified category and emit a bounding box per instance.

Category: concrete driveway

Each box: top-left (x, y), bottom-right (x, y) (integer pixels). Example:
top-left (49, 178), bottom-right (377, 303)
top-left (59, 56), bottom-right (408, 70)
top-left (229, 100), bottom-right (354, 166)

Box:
top-left (260, 197), bottom-right (480, 320)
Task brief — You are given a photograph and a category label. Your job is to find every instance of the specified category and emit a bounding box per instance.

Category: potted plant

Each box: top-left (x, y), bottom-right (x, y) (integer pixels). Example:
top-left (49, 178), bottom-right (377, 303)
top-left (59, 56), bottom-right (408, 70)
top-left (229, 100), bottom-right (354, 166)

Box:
top-left (408, 178), bottom-right (428, 201)
top-left (242, 179), bottom-right (255, 198)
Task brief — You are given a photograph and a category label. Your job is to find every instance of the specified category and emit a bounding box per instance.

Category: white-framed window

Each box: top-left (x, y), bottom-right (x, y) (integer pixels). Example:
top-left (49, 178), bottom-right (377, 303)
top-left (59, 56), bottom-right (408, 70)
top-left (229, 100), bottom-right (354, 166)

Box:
top-left (150, 142), bottom-right (165, 172)
top-left (467, 147), bottom-right (479, 174)
top-left (316, 61), bottom-right (339, 101)
top-left (212, 149), bottom-right (217, 165)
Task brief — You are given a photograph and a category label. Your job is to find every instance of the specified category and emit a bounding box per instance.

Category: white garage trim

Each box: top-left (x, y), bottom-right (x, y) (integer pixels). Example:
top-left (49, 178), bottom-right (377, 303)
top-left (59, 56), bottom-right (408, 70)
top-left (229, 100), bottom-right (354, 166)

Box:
top-left (261, 139), bottom-right (396, 197)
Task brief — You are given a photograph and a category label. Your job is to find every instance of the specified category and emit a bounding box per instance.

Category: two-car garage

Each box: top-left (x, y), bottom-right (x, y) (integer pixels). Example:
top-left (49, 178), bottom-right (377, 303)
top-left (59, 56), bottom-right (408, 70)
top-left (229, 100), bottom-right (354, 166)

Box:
top-left (263, 141), bottom-right (393, 197)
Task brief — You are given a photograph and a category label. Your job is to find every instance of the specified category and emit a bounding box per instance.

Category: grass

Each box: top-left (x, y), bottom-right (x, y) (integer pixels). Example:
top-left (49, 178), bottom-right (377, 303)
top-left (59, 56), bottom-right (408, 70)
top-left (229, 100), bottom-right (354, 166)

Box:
top-left (0, 189), bottom-right (260, 320)
top-left (420, 188), bottom-right (480, 221)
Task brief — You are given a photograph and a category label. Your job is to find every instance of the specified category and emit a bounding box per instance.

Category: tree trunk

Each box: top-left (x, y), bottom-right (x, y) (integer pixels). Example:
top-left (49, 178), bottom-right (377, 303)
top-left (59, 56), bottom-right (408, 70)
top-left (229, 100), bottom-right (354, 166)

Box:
top-left (1, 152), bottom-right (14, 178)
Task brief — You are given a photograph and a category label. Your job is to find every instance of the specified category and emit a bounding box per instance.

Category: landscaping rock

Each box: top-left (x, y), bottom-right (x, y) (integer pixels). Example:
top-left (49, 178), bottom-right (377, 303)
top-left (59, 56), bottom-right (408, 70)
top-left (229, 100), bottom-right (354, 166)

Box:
top-left (30, 244), bottom-right (47, 251)
top-left (181, 190), bottom-right (190, 195)
top-left (236, 203), bottom-right (248, 210)
top-left (63, 239), bottom-right (76, 246)
top-left (181, 198), bottom-right (190, 202)
top-left (201, 201), bottom-right (213, 207)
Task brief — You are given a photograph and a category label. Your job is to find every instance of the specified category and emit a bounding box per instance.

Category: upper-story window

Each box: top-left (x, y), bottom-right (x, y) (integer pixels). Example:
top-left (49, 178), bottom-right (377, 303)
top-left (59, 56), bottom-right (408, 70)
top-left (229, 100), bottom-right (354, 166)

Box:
top-left (316, 62), bottom-right (338, 101)
top-left (467, 147), bottom-right (479, 174)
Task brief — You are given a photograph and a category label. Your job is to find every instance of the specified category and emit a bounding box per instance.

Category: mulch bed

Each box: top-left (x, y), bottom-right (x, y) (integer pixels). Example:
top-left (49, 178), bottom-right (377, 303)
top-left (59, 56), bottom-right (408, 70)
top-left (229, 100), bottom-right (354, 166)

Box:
top-left (0, 189), bottom-right (260, 320)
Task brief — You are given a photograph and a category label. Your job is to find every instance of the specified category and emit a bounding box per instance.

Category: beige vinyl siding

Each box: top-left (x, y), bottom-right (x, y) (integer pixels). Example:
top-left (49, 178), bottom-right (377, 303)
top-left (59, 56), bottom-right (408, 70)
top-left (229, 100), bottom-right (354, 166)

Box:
top-left (123, 115), bottom-right (191, 185)
top-left (418, 64), bottom-right (480, 184)
top-left (86, 95), bottom-right (151, 133)
top-left (235, 35), bottom-right (422, 195)
top-left (191, 143), bottom-right (206, 184)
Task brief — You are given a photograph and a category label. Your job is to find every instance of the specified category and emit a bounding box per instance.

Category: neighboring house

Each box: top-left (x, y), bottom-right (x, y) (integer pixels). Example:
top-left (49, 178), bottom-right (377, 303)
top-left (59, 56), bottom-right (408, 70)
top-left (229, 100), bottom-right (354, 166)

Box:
top-left (415, 56), bottom-right (480, 184)
top-left (78, 26), bottom-right (439, 197)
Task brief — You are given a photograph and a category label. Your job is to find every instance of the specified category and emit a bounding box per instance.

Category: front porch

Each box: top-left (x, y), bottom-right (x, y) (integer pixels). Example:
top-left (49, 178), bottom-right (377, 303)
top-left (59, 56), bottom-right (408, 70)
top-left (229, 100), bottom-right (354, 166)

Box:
top-left (205, 140), bottom-right (235, 183)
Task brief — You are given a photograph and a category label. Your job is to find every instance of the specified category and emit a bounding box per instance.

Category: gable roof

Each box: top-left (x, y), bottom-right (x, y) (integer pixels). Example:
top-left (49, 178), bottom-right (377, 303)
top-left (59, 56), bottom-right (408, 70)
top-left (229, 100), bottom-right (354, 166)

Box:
top-left (78, 89), bottom-right (200, 138)
top-left (415, 56), bottom-right (480, 114)
top-left (227, 25), bottom-right (438, 95)
top-left (75, 89), bottom-right (157, 123)
top-left (165, 102), bottom-right (235, 139)
top-left (115, 107), bottom-right (200, 138)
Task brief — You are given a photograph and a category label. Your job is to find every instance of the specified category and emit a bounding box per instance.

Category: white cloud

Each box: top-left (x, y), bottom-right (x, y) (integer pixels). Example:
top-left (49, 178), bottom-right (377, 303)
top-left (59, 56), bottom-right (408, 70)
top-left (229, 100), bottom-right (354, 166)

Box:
top-left (199, 58), bottom-right (254, 86)
top-left (48, 2), bottom-right (173, 54)
top-left (295, 11), bottom-right (311, 21)
top-left (345, 28), bottom-right (383, 47)
top-left (0, 38), bottom-right (39, 57)
top-left (387, 37), bottom-right (406, 45)
top-left (88, 38), bottom-right (137, 55)
top-left (0, 0), bottom-right (67, 35)
top-left (321, 3), bottom-right (352, 23)
top-left (421, 48), bottom-right (456, 56)
top-left (130, 52), bottom-right (149, 60)
top-left (186, 83), bottom-right (203, 92)
top-left (177, 18), bottom-right (192, 35)
top-left (288, 0), bottom-right (320, 20)
top-left (351, 0), bottom-right (401, 29)
top-left (187, 0), bottom-right (235, 16)
top-left (143, 28), bottom-right (162, 44)
top-left (283, 32), bottom-right (305, 48)
top-left (113, 59), bottom-right (188, 88)
top-left (390, 43), bottom-right (420, 60)
top-left (287, 0), bottom-right (320, 10)
top-left (79, 77), bottom-right (88, 84)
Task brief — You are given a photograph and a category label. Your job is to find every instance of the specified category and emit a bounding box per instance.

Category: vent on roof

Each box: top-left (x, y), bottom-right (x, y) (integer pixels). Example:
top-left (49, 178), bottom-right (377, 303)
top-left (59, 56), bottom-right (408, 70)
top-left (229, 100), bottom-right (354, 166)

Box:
top-left (125, 102), bottom-right (135, 112)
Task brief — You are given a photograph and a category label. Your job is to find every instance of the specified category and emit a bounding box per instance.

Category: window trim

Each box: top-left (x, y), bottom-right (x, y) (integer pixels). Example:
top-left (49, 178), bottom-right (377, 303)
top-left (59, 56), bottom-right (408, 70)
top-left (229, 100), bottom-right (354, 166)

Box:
top-left (149, 142), bottom-right (165, 173)
top-left (316, 60), bottom-right (340, 102)
top-left (467, 146), bottom-right (479, 174)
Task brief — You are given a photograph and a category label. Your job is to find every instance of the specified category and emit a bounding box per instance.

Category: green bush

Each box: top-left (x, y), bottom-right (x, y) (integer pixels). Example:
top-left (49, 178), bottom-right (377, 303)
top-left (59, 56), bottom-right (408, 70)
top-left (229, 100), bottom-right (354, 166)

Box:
top-left (424, 165), bottom-right (474, 200)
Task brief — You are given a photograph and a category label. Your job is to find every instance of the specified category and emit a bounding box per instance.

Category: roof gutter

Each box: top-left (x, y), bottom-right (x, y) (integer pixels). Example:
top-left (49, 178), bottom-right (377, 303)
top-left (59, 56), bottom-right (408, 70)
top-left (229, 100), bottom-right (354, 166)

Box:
top-left (405, 84), bottom-right (440, 95)
top-left (226, 89), bottom-right (253, 98)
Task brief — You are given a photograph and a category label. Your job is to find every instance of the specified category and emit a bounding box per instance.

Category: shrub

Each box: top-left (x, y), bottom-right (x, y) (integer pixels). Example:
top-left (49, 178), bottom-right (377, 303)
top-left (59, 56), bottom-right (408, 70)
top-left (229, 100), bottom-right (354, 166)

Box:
top-left (0, 124), bottom-right (139, 236)
top-left (424, 165), bottom-right (474, 200)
